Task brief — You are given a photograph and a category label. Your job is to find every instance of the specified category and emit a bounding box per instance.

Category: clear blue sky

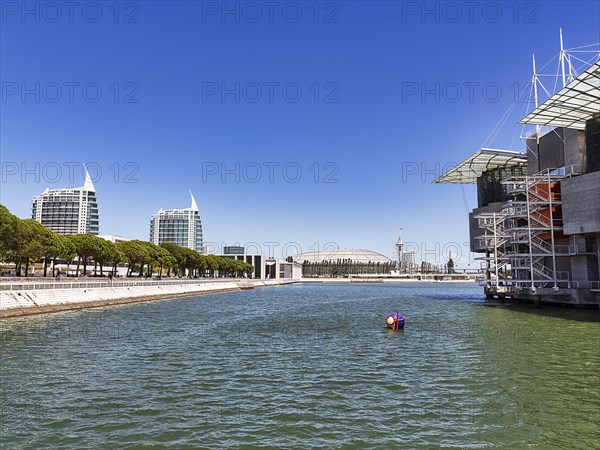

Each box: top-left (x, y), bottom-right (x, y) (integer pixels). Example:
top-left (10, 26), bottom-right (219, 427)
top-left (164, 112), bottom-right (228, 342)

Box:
top-left (1, 1), bottom-right (599, 268)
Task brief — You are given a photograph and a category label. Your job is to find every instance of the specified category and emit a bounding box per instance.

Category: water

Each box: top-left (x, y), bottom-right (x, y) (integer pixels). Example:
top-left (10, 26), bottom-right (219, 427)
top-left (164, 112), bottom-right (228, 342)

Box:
top-left (1, 283), bottom-right (599, 448)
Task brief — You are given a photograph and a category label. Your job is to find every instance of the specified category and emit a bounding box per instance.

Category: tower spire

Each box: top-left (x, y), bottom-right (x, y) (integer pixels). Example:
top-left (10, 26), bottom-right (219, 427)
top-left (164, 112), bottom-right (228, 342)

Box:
top-left (396, 228), bottom-right (404, 271)
top-left (396, 228), bottom-right (403, 245)
top-left (189, 190), bottom-right (199, 211)
top-left (82, 163), bottom-right (95, 192)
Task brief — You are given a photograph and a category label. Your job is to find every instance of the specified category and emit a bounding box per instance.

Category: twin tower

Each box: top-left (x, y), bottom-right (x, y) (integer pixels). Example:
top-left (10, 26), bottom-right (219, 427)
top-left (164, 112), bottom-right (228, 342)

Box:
top-left (31, 165), bottom-right (203, 252)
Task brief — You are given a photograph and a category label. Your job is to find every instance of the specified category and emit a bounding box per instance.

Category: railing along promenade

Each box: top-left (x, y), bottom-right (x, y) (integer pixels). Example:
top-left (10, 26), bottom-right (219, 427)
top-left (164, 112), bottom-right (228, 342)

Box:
top-left (0, 277), bottom-right (246, 292)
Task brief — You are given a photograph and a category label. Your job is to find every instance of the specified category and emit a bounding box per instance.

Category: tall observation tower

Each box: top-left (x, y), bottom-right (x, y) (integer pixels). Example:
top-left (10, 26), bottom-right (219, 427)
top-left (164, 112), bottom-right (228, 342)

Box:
top-left (396, 229), bottom-right (416, 273)
top-left (396, 230), bottom-right (404, 266)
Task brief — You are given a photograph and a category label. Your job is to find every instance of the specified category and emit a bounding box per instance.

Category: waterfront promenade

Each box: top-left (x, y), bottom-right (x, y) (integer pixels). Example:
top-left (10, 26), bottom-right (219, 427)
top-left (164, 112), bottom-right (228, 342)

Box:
top-left (0, 278), bottom-right (296, 319)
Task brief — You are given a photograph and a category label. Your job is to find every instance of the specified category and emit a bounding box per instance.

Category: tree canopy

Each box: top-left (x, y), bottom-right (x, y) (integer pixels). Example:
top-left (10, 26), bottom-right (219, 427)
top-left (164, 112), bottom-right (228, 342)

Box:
top-left (0, 204), bottom-right (253, 278)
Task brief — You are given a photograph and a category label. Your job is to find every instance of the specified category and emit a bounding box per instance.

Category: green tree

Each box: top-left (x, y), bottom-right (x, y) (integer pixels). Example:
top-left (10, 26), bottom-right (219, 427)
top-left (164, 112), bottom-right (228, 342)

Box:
top-left (139, 241), bottom-right (159, 276)
top-left (141, 242), bottom-right (175, 277)
top-left (196, 254), bottom-right (208, 277)
top-left (447, 258), bottom-right (455, 274)
top-left (19, 220), bottom-right (52, 276)
top-left (0, 204), bottom-right (20, 265)
top-left (54, 234), bottom-right (76, 277)
top-left (206, 255), bottom-right (220, 277)
top-left (91, 239), bottom-right (119, 276)
top-left (69, 234), bottom-right (103, 276)
top-left (117, 240), bottom-right (149, 277)
top-left (156, 246), bottom-right (176, 277)
top-left (160, 242), bottom-right (184, 275)
top-left (107, 245), bottom-right (125, 277)
top-left (244, 262), bottom-right (254, 276)
top-left (39, 228), bottom-right (64, 277)
top-left (0, 218), bottom-right (56, 276)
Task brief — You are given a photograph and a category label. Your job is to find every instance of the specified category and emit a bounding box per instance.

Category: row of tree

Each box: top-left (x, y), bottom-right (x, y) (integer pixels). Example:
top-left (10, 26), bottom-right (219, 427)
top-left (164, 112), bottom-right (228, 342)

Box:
top-left (0, 204), bottom-right (254, 278)
top-left (302, 259), bottom-right (397, 278)
top-left (300, 259), bottom-right (456, 277)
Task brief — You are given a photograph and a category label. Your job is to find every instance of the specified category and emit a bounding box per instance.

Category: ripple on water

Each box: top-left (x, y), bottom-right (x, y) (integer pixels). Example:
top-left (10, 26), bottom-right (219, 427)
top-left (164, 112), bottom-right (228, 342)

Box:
top-left (1, 283), bottom-right (599, 448)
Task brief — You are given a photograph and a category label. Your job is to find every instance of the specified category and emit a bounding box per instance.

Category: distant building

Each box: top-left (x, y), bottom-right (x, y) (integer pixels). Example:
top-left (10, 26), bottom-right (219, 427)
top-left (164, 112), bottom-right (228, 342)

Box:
top-left (31, 165), bottom-right (99, 235)
top-left (149, 191), bottom-right (203, 252)
top-left (217, 251), bottom-right (302, 280)
top-left (98, 235), bottom-right (131, 244)
top-left (401, 251), bottom-right (416, 272)
top-left (219, 253), bottom-right (263, 278)
top-left (224, 246), bottom-right (245, 255)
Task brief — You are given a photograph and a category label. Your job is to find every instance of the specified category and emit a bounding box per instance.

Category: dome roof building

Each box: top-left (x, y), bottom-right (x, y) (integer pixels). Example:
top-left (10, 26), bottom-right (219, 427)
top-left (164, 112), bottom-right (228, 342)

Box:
top-left (294, 248), bottom-right (395, 277)
top-left (293, 248), bottom-right (393, 265)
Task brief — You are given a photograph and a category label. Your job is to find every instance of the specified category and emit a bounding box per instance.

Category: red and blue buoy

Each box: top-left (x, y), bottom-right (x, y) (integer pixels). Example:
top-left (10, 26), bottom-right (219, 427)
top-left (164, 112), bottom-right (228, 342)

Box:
top-left (385, 311), bottom-right (405, 330)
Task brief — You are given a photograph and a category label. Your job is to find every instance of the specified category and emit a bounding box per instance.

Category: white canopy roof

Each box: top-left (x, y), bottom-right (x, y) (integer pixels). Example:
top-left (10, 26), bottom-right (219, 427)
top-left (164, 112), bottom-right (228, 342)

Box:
top-left (433, 148), bottom-right (527, 184)
top-left (520, 61), bottom-right (600, 130)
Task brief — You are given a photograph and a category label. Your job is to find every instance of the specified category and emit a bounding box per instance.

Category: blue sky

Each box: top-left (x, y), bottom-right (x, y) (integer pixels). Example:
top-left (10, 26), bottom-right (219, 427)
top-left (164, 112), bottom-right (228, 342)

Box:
top-left (1, 1), bottom-right (599, 267)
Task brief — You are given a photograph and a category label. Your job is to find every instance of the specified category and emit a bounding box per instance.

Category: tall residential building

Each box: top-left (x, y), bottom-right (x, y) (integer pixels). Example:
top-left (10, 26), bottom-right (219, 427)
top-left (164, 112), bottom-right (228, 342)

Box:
top-left (149, 191), bottom-right (203, 252)
top-left (31, 165), bottom-right (99, 235)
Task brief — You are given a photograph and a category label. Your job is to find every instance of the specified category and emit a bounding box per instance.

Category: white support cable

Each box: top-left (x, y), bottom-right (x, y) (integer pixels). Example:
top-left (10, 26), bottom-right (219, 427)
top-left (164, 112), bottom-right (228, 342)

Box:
top-left (460, 184), bottom-right (469, 214)
top-left (481, 82), bottom-right (530, 148)
top-left (549, 126), bottom-right (566, 143)
top-left (536, 77), bottom-right (553, 99)
top-left (535, 51), bottom-right (561, 73)
top-left (565, 43), bottom-right (600, 50)
top-left (551, 57), bottom-right (561, 96)
top-left (567, 53), bottom-right (597, 66)
top-left (511, 81), bottom-right (536, 142)
top-left (567, 54), bottom-right (575, 83)
top-left (514, 81), bottom-right (535, 148)
top-left (485, 100), bottom-right (520, 147)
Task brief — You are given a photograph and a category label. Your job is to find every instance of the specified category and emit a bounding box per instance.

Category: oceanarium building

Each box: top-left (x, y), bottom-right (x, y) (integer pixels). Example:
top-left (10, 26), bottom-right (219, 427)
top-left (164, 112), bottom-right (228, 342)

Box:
top-left (31, 166), bottom-right (99, 235)
top-left (149, 191), bottom-right (204, 252)
top-left (435, 60), bottom-right (600, 306)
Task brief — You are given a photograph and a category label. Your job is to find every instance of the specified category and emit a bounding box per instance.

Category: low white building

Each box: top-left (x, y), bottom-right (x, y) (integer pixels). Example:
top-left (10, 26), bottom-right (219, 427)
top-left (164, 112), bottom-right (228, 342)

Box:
top-left (98, 235), bottom-right (132, 244)
top-left (216, 252), bottom-right (302, 280)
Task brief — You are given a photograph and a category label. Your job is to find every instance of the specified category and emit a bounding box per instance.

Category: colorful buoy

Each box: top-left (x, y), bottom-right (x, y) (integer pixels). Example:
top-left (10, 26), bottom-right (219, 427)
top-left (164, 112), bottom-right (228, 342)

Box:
top-left (386, 311), bottom-right (405, 330)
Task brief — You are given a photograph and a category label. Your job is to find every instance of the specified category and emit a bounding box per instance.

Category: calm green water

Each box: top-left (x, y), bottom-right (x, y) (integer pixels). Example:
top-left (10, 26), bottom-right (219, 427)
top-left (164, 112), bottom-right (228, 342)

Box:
top-left (1, 283), bottom-right (599, 448)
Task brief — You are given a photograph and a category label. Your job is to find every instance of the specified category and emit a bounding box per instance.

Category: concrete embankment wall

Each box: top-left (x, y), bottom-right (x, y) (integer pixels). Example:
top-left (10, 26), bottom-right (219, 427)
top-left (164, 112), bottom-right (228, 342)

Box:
top-left (0, 280), bottom-right (291, 319)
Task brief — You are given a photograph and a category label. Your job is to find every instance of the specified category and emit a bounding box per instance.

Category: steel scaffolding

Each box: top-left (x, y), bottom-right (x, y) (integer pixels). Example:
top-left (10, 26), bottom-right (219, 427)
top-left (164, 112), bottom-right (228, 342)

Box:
top-left (475, 167), bottom-right (578, 294)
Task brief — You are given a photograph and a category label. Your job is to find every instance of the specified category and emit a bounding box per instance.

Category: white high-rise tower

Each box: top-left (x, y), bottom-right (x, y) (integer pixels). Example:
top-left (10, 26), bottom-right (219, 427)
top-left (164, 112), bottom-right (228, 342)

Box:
top-left (31, 164), bottom-right (99, 235)
top-left (149, 191), bottom-right (204, 252)
top-left (396, 229), bottom-right (416, 273)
